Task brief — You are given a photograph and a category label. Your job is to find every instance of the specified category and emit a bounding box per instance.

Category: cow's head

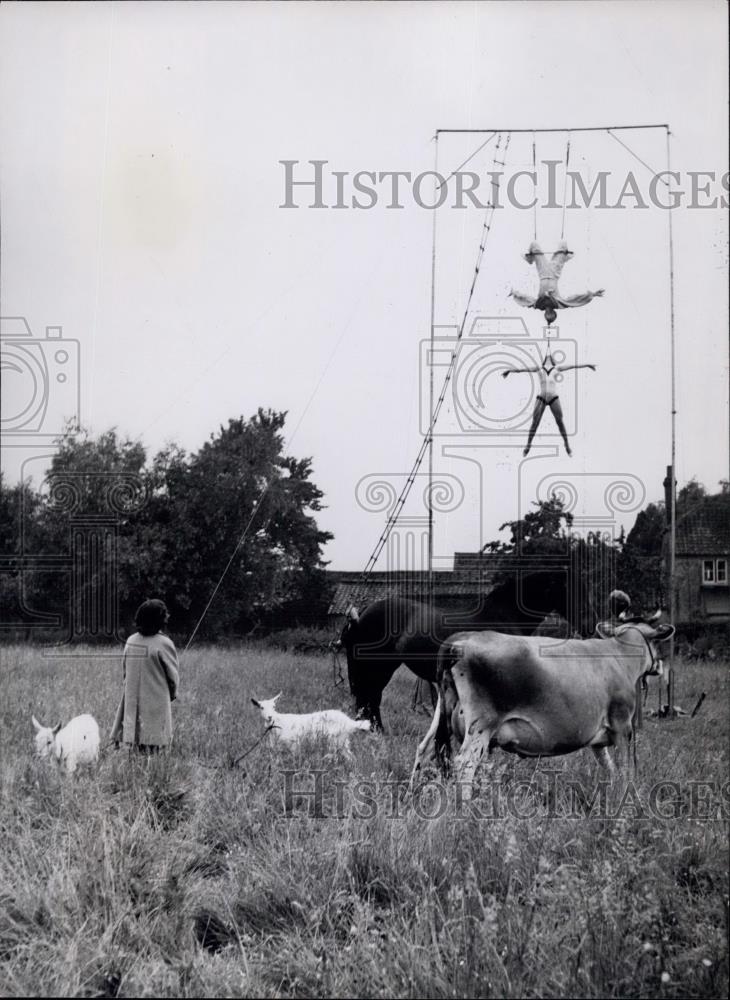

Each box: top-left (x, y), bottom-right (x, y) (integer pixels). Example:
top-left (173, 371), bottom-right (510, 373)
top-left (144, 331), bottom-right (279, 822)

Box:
top-left (618, 609), bottom-right (662, 625)
top-left (595, 607), bottom-right (661, 640)
top-left (616, 615), bottom-right (675, 676)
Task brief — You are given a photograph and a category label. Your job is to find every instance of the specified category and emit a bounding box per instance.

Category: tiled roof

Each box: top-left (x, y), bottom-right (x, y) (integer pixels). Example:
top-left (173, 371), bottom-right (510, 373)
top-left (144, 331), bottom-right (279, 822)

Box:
top-left (453, 552), bottom-right (505, 571)
top-left (326, 570), bottom-right (495, 616)
top-left (676, 496), bottom-right (730, 556)
top-left (453, 551), bottom-right (571, 571)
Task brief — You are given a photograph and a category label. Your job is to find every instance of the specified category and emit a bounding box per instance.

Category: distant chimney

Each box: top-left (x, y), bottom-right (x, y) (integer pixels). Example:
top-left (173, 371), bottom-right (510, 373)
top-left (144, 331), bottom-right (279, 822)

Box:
top-left (663, 465), bottom-right (674, 527)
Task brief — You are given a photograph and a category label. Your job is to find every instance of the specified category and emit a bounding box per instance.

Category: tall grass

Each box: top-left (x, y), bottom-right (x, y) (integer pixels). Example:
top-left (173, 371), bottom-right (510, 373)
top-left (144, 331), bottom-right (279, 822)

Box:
top-left (0, 643), bottom-right (727, 997)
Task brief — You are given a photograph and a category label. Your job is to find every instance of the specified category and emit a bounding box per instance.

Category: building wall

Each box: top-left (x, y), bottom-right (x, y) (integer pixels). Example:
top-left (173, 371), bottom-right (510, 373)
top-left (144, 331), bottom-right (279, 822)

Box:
top-left (674, 557), bottom-right (730, 623)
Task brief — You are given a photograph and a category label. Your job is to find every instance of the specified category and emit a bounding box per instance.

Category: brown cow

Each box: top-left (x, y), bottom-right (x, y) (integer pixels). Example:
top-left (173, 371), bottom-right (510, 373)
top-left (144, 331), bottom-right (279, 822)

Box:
top-left (410, 619), bottom-right (674, 798)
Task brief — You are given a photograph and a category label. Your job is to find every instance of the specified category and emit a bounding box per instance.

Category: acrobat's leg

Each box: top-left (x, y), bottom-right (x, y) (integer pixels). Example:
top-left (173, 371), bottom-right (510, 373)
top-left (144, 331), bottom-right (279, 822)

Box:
top-left (549, 398), bottom-right (571, 456)
top-left (523, 398), bottom-right (546, 456)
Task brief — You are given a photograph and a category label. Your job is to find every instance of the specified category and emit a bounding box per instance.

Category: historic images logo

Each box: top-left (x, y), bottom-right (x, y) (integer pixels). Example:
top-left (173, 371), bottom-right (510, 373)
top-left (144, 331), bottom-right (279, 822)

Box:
top-left (0, 316), bottom-right (147, 645)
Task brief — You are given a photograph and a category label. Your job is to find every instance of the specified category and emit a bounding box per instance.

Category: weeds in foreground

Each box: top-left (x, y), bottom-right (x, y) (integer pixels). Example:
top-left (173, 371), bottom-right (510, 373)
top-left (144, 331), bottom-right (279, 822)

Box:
top-left (0, 645), bottom-right (727, 997)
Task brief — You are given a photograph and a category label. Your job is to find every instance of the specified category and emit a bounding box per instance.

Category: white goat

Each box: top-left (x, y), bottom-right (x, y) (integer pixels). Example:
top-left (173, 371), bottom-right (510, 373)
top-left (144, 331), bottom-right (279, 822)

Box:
top-left (250, 693), bottom-right (371, 749)
top-left (32, 714), bottom-right (100, 774)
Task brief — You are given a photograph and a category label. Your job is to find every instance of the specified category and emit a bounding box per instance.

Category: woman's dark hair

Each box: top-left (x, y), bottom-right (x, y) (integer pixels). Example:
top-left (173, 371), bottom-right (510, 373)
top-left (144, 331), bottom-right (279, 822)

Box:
top-left (134, 599), bottom-right (169, 636)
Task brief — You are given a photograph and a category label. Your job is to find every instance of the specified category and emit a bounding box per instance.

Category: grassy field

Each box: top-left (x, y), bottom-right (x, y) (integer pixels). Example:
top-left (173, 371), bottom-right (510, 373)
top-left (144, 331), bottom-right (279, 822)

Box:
top-left (0, 642), bottom-right (727, 998)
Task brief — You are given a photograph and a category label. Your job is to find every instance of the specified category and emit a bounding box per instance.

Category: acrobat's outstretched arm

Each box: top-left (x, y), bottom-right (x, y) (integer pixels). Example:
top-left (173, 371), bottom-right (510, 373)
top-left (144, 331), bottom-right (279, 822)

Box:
top-left (558, 291), bottom-right (605, 308)
top-left (557, 363), bottom-right (597, 373)
top-left (502, 366), bottom-right (540, 378)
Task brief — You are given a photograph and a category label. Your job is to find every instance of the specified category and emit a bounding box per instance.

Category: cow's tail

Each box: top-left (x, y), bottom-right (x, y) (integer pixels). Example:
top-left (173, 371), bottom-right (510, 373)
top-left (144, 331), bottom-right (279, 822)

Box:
top-left (436, 639), bottom-right (464, 686)
top-left (409, 690), bottom-right (443, 790)
top-left (435, 641), bottom-right (465, 774)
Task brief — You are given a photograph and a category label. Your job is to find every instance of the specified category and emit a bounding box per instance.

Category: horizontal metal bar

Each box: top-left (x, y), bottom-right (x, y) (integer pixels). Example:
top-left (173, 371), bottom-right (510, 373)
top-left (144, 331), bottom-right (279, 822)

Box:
top-left (436, 125), bottom-right (669, 134)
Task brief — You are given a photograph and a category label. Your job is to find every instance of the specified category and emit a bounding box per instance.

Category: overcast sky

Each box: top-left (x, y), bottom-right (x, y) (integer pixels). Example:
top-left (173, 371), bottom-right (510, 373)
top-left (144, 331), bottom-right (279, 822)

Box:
top-left (1, 1), bottom-right (728, 571)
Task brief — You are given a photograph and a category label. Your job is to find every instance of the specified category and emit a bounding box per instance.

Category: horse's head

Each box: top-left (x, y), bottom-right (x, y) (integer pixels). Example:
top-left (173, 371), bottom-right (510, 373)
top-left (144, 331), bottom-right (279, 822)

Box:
top-left (339, 603), bottom-right (390, 731)
top-left (339, 605), bottom-right (363, 696)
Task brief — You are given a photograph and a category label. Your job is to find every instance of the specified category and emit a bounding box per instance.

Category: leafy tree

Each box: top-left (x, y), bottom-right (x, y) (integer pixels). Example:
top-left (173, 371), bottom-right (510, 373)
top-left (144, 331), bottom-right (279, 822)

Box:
top-left (484, 496), bottom-right (595, 633)
top-left (157, 409), bottom-right (333, 637)
top-left (0, 412), bottom-right (333, 642)
top-left (485, 494), bottom-right (574, 557)
top-left (617, 502), bottom-right (665, 610)
top-left (17, 428), bottom-right (151, 638)
top-left (677, 478), bottom-right (708, 515)
top-left (627, 504), bottom-right (664, 555)
top-left (483, 495), bottom-right (627, 634)
top-left (617, 479), bottom-right (724, 615)
top-left (0, 474), bottom-right (52, 635)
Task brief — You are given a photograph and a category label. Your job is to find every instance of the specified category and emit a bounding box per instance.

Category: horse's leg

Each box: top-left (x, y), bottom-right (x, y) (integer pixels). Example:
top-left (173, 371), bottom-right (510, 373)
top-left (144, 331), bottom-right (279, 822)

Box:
top-left (351, 660), bottom-right (397, 732)
top-left (371, 687), bottom-right (385, 732)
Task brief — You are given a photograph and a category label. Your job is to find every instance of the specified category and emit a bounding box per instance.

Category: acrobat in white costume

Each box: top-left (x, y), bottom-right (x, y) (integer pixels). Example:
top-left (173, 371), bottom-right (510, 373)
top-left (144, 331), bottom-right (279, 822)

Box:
top-left (510, 240), bottom-right (605, 326)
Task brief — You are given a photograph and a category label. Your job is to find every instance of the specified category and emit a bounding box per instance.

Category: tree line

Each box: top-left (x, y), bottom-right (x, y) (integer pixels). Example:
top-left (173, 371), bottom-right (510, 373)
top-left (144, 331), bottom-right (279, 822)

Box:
top-left (482, 480), bottom-right (720, 634)
top-left (0, 405), bottom-right (718, 643)
top-left (0, 410), bottom-right (333, 642)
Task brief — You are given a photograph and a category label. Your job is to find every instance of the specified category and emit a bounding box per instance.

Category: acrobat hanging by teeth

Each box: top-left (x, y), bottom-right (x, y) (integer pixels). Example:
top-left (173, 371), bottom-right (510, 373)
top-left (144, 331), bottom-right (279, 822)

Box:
top-left (510, 240), bottom-right (605, 326)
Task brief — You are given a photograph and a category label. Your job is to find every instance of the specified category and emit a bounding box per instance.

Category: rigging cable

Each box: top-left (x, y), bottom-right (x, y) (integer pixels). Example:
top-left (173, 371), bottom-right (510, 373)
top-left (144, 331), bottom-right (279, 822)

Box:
top-left (360, 133), bottom-right (512, 581)
top-left (561, 131), bottom-right (571, 239)
top-left (606, 128), bottom-right (669, 186)
top-left (532, 131), bottom-right (537, 241)
top-left (436, 131), bottom-right (497, 192)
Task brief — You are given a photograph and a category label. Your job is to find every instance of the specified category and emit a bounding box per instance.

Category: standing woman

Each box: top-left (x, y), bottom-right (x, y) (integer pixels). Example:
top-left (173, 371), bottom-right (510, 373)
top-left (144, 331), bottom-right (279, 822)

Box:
top-left (110, 599), bottom-right (180, 753)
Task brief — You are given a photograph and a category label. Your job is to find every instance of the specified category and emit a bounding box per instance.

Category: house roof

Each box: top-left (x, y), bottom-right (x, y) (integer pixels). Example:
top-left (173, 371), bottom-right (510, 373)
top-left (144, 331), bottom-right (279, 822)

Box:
top-left (676, 495), bottom-right (730, 556)
top-left (453, 552), bottom-right (505, 571)
top-left (326, 570), bottom-right (495, 616)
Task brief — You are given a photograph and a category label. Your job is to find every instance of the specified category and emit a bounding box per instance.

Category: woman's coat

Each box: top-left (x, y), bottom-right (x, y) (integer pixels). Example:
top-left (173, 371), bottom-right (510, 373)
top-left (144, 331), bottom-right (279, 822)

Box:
top-left (110, 632), bottom-right (180, 747)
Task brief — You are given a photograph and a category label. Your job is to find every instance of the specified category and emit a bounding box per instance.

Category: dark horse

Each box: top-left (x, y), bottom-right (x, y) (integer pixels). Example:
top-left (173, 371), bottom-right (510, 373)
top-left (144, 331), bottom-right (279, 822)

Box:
top-left (340, 571), bottom-right (570, 730)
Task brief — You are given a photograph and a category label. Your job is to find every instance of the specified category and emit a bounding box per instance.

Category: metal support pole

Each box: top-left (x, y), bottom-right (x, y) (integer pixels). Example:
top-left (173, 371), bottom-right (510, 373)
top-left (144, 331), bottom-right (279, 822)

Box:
top-left (666, 126), bottom-right (677, 717)
top-left (428, 133), bottom-right (439, 601)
